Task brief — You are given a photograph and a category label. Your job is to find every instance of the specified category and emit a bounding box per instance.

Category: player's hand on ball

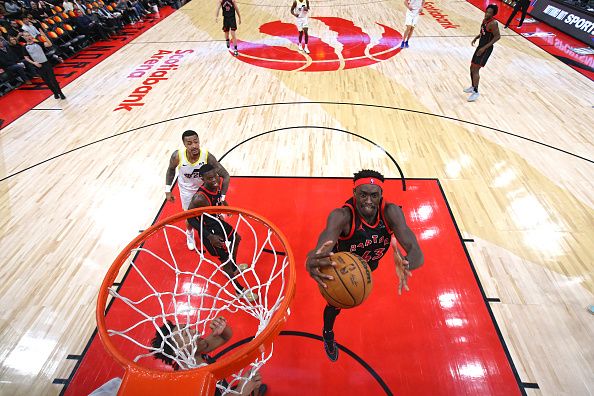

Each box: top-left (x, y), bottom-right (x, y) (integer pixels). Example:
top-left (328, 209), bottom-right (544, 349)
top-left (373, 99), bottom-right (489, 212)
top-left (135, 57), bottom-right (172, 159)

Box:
top-left (210, 317), bottom-right (227, 335)
top-left (391, 236), bottom-right (412, 295)
top-left (208, 234), bottom-right (225, 248)
top-left (305, 240), bottom-right (336, 288)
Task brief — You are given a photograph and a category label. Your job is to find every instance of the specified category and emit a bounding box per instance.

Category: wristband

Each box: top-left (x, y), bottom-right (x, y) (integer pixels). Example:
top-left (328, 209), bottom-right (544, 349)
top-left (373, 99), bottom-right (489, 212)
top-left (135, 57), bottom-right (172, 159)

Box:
top-left (165, 184), bottom-right (172, 193)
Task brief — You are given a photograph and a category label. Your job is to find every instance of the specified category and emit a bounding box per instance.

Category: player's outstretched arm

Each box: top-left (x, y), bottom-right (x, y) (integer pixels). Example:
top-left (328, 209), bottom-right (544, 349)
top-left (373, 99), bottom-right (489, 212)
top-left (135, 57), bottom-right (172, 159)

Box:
top-left (165, 150), bottom-right (179, 202)
top-left (384, 203), bottom-right (424, 270)
top-left (305, 208), bottom-right (350, 288)
top-left (207, 153), bottom-right (231, 196)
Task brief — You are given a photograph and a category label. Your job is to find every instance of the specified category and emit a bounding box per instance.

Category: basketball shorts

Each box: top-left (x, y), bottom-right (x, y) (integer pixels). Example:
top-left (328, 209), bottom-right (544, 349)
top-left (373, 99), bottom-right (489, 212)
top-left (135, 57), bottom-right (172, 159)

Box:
top-left (222, 16), bottom-right (237, 32)
top-left (179, 187), bottom-right (200, 210)
top-left (405, 9), bottom-right (421, 26)
top-left (471, 46), bottom-right (494, 67)
top-left (198, 218), bottom-right (235, 261)
top-left (296, 16), bottom-right (308, 31)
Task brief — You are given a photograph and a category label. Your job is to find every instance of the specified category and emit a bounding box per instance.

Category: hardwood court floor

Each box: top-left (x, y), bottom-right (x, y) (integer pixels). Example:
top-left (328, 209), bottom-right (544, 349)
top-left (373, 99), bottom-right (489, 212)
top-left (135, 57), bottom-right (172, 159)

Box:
top-left (0, 0), bottom-right (592, 394)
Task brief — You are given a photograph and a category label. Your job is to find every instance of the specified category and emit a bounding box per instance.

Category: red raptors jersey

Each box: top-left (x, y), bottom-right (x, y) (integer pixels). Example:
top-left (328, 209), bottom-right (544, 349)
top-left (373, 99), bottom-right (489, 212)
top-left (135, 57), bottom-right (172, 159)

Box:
top-left (334, 197), bottom-right (393, 271)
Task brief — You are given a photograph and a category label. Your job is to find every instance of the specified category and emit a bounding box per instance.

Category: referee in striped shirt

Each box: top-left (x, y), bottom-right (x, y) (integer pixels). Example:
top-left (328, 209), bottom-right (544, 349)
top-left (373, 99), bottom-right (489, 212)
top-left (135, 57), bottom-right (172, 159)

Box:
top-left (22, 32), bottom-right (65, 99)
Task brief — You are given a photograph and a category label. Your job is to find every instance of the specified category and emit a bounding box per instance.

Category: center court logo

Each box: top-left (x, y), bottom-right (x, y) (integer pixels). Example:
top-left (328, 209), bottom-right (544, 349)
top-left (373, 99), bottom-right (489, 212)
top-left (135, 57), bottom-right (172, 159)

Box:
top-left (235, 17), bottom-right (403, 72)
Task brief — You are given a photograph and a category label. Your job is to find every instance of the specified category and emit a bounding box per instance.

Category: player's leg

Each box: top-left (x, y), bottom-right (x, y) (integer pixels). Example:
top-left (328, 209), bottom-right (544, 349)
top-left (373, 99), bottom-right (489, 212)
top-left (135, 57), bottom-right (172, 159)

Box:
top-left (518, 0), bottom-right (529, 27)
top-left (468, 64), bottom-right (481, 101)
top-left (212, 220), bottom-right (257, 301)
top-left (322, 304), bottom-right (340, 361)
top-left (224, 26), bottom-right (230, 48)
top-left (298, 25), bottom-right (303, 51)
top-left (180, 189), bottom-right (196, 250)
top-left (504, 3), bottom-right (519, 28)
top-left (231, 28), bottom-right (238, 56)
top-left (302, 26), bottom-right (309, 53)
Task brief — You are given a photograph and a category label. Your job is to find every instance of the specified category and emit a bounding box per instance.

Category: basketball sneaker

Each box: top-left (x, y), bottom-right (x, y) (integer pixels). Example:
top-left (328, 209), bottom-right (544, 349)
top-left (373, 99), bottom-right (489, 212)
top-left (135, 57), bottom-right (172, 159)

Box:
top-left (323, 330), bottom-right (339, 362)
top-left (463, 86), bottom-right (475, 93)
top-left (467, 92), bottom-right (480, 102)
top-left (298, 43), bottom-right (303, 51)
top-left (226, 39), bottom-right (230, 48)
top-left (186, 230), bottom-right (195, 250)
top-left (304, 45), bottom-right (310, 54)
top-left (233, 49), bottom-right (239, 56)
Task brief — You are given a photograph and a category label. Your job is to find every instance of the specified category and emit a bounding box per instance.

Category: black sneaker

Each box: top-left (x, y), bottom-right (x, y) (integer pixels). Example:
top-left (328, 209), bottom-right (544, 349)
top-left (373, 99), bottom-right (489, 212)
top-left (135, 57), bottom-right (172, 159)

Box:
top-left (233, 49), bottom-right (238, 56)
top-left (226, 40), bottom-right (230, 48)
top-left (323, 330), bottom-right (338, 362)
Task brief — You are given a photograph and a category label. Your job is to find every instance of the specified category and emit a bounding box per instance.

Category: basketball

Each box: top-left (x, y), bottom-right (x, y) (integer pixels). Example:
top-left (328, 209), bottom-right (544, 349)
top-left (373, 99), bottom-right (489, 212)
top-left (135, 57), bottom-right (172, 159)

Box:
top-left (318, 252), bottom-right (373, 309)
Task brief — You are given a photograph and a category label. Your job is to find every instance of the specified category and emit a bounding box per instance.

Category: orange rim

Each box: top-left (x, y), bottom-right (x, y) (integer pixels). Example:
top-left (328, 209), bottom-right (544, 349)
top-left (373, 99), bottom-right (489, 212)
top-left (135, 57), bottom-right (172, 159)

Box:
top-left (96, 206), bottom-right (296, 391)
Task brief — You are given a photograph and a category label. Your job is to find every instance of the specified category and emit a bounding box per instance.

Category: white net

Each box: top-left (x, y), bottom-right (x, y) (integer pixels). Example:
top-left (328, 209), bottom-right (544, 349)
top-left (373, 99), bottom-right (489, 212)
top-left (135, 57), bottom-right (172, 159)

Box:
top-left (103, 210), bottom-right (291, 395)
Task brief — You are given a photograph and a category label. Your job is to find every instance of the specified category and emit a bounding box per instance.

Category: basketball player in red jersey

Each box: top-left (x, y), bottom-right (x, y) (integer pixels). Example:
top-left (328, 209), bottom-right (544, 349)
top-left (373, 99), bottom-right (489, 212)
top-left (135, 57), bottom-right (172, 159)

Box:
top-left (187, 164), bottom-right (257, 302)
top-left (216, 0), bottom-right (241, 56)
top-left (305, 170), bottom-right (424, 361)
top-left (465, 4), bottom-right (500, 102)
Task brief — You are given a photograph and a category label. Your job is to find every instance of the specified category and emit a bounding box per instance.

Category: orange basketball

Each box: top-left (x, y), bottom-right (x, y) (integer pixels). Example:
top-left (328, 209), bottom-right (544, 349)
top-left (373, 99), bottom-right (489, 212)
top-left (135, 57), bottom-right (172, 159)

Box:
top-left (318, 252), bottom-right (373, 309)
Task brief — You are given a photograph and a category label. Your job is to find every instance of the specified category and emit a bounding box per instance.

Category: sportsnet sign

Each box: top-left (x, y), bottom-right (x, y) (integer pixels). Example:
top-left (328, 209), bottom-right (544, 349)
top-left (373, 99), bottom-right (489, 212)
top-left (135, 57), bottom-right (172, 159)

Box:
top-left (530, 0), bottom-right (594, 45)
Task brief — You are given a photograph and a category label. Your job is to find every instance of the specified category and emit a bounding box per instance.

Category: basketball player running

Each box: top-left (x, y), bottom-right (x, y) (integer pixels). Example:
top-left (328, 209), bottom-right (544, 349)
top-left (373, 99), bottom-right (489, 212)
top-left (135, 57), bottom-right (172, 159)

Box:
top-left (165, 130), bottom-right (231, 251)
top-left (306, 170), bottom-right (424, 361)
top-left (464, 4), bottom-right (500, 102)
top-left (291, 0), bottom-right (310, 54)
top-left (187, 164), bottom-right (257, 302)
top-left (216, 0), bottom-right (241, 56)
top-left (401, 0), bottom-right (425, 48)
top-left (152, 317), bottom-right (267, 396)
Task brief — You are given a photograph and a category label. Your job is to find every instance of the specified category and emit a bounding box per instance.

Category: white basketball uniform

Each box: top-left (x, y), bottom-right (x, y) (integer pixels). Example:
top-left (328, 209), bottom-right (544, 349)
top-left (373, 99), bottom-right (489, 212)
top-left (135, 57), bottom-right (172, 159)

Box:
top-left (405, 0), bottom-right (423, 26)
top-left (177, 147), bottom-right (209, 210)
top-left (295, 0), bottom-right (308, 31)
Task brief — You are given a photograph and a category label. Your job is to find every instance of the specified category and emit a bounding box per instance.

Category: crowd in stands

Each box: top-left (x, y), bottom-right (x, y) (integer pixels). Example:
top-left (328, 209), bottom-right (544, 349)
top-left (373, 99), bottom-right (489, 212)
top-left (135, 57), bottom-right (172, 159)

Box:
top-left (0, 0), bottom-right (183, 96)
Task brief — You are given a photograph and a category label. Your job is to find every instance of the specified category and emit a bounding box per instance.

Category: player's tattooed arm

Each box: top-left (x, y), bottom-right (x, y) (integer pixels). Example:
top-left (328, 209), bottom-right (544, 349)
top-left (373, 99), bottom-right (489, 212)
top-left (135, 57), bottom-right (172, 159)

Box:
top-left (384, 203), bottom-right (424, 270)
top-left (207, 153), bottom-right (231, 196)
top-left (165, 150), bottom-right (179, 202)
top-left (305, 208), bottom-right (351, 287)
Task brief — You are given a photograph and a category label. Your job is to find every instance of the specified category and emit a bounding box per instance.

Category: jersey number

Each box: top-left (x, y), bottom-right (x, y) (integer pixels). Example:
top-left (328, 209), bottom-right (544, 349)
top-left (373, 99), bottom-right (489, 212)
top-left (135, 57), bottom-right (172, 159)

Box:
top-left (361, 248), bottom-right (386, 262)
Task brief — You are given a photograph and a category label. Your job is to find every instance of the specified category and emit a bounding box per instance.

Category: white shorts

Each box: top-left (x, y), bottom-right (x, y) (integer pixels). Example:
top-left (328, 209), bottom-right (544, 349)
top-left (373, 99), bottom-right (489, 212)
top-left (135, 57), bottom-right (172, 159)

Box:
top-left (296, 17), bottom-right (308, 31)
top-left (180, 187), bottom-right (199, 210)
top-left (405, 9), bottom-right (420, 26)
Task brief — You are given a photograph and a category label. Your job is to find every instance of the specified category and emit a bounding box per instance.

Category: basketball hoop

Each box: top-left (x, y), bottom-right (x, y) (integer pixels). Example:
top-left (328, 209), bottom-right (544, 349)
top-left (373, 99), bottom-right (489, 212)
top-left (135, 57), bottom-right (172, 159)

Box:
top-left (96, 207), bottom-right (296, 395)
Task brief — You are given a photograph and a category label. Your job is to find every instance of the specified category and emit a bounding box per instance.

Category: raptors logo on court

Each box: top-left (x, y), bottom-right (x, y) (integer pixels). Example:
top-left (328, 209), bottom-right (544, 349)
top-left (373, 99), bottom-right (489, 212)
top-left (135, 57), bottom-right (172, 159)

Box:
top-left (235, 17), bottom-right (403, 72)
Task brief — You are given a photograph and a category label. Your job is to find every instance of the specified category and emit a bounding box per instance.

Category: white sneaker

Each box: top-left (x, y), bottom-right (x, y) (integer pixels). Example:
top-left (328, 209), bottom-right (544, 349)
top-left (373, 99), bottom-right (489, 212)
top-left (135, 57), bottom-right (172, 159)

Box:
top-left (298, 43), bottom-right (303, 51)
top-left (463, 86), bottom-right (475, 93)
top-left (467, 92), bottom-right (480, 102)
top-left (304, 45), bottom-right (310, 54)
top-left (186, 231), bottom-right (195, 250)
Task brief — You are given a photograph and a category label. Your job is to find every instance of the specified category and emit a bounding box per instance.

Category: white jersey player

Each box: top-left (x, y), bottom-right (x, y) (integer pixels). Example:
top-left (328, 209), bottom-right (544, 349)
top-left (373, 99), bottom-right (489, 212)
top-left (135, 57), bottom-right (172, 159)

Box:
top-left (291, 0), bottom-right (310, 53)
top-left (401, 0), bottom-right (425, 48)
top-left (165, 130), bottom-right (231, 250)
